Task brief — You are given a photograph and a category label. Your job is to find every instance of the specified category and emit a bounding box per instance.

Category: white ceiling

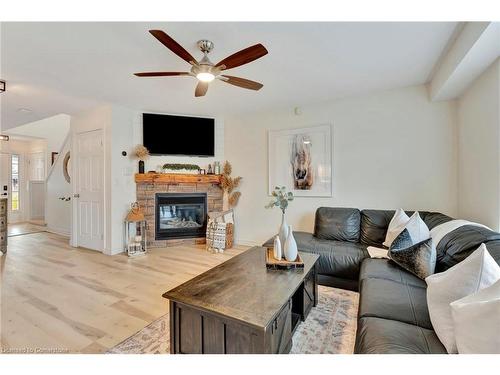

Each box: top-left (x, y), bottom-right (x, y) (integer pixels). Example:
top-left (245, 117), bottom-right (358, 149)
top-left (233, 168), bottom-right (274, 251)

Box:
top-left (1, 22), bottom-right (458, 130)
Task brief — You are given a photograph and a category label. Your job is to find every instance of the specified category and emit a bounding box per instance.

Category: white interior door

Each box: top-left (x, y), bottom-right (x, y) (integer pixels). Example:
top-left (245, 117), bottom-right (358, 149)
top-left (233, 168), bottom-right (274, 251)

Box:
top-left (28, 152), bottom-right (45, 181)
top-left (75, 130), bottom-right (104, 251)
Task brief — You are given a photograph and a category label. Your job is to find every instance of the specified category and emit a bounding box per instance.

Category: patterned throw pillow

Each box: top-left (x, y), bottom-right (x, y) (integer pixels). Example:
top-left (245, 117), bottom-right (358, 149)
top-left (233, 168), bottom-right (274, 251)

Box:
top-left (389, 229), bottom-right (436, 280)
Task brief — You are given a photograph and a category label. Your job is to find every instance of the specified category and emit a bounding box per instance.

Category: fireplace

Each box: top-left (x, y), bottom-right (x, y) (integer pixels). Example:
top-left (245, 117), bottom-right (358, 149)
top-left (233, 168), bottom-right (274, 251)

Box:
top-left (136, 173), bottom-right (223, 248)
top-left (155, 193), bottom-right (208, 240)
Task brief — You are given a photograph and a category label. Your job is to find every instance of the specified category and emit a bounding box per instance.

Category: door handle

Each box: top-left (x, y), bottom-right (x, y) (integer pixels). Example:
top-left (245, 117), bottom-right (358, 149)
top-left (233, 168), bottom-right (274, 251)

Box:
top-left (74, 194), bottom-right (80, 198)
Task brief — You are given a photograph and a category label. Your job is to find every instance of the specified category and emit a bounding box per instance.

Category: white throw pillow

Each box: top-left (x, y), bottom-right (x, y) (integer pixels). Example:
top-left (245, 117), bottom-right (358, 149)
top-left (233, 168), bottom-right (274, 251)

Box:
top-left (403, 212), bottom-right (430, 244)
top-left (383, 208), bottom-right (410, 247)
top-left (425, 244), bottom-right (500, 353)
top-left (451, 278), bottom-right (500, 353)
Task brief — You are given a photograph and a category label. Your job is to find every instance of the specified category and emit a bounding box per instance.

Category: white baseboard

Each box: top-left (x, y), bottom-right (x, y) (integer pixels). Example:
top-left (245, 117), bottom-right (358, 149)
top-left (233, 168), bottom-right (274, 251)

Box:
top-left (105, 248), bottom-right (125, 256)
top-left (46, 226), bottom-right (71, 237)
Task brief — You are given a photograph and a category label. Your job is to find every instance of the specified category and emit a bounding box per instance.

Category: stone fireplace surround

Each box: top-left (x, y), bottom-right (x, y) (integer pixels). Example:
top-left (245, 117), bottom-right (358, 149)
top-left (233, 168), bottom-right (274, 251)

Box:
top-left (135, 173), bottom-right (223, 248)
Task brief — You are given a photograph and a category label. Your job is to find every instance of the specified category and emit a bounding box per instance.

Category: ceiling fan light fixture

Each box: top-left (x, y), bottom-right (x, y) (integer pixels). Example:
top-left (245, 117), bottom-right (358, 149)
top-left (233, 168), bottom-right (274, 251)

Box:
top-left (196, 72), bottom-right (215, 82)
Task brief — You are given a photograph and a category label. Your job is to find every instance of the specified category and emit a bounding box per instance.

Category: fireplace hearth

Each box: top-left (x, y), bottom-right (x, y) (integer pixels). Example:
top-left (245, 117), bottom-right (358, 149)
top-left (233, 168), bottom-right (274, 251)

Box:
top-left (155, 193), bottom-right (208, 240)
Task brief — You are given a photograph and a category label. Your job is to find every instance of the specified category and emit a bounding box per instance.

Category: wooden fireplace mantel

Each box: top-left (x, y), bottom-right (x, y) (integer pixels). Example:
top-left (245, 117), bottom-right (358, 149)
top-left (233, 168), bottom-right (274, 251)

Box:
top-left (135, 173), bottom-right (222, 184)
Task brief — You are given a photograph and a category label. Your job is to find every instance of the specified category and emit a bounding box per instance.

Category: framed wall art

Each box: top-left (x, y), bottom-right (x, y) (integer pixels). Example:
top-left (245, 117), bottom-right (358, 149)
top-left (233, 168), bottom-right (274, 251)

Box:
top-left (268, 124), bottom-right (332, 197)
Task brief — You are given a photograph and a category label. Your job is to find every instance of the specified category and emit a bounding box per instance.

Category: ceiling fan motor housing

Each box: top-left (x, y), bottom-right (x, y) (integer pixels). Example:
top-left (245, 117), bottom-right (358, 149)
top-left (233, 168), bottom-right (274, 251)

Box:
top-left (197, 40), bottom-right (214, 54)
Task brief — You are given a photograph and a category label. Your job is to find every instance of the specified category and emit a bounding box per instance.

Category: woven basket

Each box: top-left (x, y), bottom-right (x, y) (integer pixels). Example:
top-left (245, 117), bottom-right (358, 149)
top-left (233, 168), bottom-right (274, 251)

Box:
top-left (206, 209), bottom-right (234, 253)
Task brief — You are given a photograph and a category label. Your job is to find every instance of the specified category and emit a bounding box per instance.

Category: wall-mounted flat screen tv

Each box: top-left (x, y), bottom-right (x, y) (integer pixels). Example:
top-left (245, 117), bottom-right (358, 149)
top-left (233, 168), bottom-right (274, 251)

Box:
top-left (142, 113), bottom-right (215, 156)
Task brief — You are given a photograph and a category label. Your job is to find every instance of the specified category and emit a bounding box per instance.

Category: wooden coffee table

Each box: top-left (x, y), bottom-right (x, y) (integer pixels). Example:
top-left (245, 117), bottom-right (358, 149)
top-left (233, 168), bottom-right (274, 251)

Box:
top-left (163, 246), bottom-right (319, 354)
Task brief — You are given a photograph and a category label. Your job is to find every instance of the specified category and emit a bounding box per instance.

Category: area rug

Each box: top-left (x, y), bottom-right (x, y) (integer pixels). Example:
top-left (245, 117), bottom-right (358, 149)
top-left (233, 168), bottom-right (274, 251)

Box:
top-left (108, 286), bottom-right (359, 354)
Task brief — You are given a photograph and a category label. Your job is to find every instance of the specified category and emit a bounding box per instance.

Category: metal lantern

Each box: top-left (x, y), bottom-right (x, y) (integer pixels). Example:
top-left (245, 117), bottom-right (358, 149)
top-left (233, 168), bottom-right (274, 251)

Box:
top-left (125, 202), bottom-right (147, 257)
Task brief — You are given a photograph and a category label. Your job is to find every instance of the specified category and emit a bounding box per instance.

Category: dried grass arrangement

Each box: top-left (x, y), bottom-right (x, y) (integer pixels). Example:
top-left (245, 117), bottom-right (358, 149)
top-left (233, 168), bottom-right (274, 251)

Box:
top-left (134, 145), bottom-right (150, 161)
top-left (221, 161), bottom-right (242, 208)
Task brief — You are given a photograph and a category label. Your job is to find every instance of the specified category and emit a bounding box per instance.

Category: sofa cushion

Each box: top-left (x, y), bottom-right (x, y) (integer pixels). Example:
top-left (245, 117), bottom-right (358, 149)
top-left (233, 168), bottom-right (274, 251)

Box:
top-left (360, 210), bottom-right (395, 246)
top-left (314, 207), bottom-right (361, 242)
top-left (420, 212), bottom-right (454, 231)
top-left (359, 258), bottom-right (426, 287)
top-left (355, 317), bottom-right (446, 354)
top-left (436, 225), bottom-right (500, 272)
top-left (358, 278), bottom-right (432, 329)
top-left (289, 231), bottom-right (369, 280)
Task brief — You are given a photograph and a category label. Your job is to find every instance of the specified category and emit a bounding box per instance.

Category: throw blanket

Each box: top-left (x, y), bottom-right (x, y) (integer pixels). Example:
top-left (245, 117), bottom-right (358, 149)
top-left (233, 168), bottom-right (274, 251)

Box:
top-left (430, 219), bottom-right (490, 249)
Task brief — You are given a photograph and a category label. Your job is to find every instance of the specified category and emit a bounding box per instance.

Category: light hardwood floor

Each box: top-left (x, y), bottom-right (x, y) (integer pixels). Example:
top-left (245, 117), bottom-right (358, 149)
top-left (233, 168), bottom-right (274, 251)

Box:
top-left (7, 222), bottom-right (47, 237)
top-left (0, 229), bottom-right (247, 353)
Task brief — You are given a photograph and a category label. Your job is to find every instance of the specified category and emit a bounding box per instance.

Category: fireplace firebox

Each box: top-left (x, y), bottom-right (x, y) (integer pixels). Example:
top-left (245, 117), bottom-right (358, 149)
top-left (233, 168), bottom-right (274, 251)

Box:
top-left (155, 193), bottom-right (208, 240)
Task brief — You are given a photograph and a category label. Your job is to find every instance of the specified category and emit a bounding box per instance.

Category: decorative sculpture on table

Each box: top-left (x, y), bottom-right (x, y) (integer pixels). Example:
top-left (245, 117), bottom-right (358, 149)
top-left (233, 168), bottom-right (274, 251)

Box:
top-left (124, 202), bottom-right (147, 257)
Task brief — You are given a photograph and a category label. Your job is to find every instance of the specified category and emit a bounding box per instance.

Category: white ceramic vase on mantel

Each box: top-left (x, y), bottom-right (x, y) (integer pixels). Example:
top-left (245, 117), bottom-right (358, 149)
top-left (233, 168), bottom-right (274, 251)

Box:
top-left (284, 225), bottom-right (298, 262)
top-left (278, 213), bottom-right (289, 249)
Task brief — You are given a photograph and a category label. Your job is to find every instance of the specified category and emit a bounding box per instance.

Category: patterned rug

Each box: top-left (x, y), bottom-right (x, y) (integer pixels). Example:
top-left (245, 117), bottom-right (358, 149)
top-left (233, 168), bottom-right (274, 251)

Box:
top-left (108, 286), bottom-right (359, 354)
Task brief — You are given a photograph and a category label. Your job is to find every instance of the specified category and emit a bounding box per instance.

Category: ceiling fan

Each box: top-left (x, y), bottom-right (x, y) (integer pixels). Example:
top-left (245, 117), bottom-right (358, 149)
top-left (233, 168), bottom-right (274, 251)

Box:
top-left (134, 30), bottom-right (268, 97)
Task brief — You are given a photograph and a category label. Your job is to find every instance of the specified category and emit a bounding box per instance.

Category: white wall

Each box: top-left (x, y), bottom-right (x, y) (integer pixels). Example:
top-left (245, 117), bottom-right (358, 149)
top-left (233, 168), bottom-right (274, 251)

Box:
top-left (457, 59), bottom-right (500, 230)
top-left (225, 85), bottom-right (458, 245)
top-left (45, 135), bottom-right (71, 236)
top-left (109, 106), bottom-right (136, 255)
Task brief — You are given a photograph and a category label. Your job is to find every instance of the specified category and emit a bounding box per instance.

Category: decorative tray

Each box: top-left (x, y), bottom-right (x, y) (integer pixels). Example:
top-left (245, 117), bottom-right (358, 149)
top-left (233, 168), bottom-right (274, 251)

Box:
top-left (265, 247), bottom-right (304, 270)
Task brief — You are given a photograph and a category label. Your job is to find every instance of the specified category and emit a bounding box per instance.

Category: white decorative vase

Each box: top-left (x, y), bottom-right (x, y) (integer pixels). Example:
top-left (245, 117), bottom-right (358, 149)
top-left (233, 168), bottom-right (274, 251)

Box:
top-left (278, 213), bottom-right (289, 248)
top-left (284, 225), bottom-right (298, 262)
top-left (273, 236), bottom-right (282, 260)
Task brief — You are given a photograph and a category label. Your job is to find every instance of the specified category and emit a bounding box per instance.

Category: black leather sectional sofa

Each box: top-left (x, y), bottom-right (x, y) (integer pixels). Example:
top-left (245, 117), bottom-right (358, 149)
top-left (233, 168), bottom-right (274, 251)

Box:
top-left (263, 207), bottom-right (500, 354)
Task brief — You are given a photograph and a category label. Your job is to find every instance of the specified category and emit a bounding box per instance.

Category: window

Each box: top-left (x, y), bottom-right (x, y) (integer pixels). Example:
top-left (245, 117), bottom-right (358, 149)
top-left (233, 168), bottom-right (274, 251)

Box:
top-left (11, 154), bottom-right (19, 211)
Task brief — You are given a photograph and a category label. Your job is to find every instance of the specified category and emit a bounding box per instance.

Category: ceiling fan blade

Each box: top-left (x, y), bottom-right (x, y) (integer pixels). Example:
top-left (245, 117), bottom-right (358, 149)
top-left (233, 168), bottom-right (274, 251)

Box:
top-left (195, 81), bottom-right (209, 97)
top-left (220, 75), bottom-right (263, 90)
top-left (149, 30), bottom-right (198, 66)
top-left (134, 72), bottom-right (191, 77)
top-left (215, 44), bottom-right (268, 70)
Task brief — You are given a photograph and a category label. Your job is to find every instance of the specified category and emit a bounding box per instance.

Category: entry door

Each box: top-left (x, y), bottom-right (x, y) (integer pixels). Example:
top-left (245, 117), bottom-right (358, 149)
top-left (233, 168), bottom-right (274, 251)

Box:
top-left (76, 129), bottom-right (104, 251)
